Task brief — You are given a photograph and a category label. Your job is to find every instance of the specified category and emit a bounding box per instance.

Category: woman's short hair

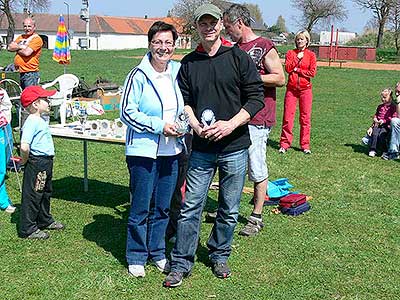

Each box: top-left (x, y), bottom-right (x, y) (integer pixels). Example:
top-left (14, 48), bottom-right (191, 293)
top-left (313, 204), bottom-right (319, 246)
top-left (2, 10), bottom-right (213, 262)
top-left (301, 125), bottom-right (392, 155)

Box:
top-left (295, 30), bottom-right (311, 47)
top-left (148, 21), bottom-right (178, 43)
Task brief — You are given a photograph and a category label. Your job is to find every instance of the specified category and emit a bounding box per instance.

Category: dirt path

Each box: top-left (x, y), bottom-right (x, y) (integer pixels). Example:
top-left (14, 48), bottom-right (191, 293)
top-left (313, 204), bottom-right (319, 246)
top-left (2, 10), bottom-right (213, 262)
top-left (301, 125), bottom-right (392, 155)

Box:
top-left (316, 61), bottom-right (400, 71)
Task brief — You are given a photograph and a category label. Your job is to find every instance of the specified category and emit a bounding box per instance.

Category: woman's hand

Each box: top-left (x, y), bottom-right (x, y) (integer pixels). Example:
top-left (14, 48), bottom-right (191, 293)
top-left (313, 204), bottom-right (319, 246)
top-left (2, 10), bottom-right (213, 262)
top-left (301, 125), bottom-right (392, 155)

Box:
top-left (367, 127), bottom-right (373, 136)
top-left (297, 51), bottom-right (304, 59)
top-left (163, 123), bottom-right (181, 137)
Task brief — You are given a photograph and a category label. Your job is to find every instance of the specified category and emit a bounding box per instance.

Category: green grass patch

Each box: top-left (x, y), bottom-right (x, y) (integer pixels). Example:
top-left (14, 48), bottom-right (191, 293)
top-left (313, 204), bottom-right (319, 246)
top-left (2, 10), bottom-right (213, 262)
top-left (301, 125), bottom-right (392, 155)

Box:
top-left (1, 50), bottom-right (399, 299)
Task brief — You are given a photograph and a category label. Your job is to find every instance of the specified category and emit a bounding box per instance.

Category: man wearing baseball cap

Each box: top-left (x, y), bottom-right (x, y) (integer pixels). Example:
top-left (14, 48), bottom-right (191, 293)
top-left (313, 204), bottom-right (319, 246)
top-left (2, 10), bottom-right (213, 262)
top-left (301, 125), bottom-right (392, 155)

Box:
top-left (19, 86), bottom-right (65, 240)
top-left (163, 3), bottom-right (264, 287)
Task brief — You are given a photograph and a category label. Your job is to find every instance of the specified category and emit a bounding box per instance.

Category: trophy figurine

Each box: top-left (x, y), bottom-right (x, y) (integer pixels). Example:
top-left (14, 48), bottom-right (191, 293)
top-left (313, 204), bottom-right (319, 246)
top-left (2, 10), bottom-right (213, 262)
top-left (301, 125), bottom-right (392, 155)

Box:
top-left (201, 109), bottom-right (216, 127)
top-left (175, 111), bottom-right (190, 134)
top-left (77, 107), bottom-right (88, 133)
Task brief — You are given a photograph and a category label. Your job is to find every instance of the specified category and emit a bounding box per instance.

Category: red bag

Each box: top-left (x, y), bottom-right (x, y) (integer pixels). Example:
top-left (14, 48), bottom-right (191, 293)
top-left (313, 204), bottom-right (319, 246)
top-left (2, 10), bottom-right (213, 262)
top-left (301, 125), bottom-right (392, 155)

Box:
top-left (279, 193), bottom-right (307, 208)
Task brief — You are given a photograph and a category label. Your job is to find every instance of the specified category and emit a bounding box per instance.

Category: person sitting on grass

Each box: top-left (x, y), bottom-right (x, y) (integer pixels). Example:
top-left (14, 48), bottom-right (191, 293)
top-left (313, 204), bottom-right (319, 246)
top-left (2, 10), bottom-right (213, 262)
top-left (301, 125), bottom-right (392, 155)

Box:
top-left (366, 88), bottom-right (397, 157)
top-left (382, 82), bottom-right (400, 160)
top-left (18, 86), bottom-right (65, 240)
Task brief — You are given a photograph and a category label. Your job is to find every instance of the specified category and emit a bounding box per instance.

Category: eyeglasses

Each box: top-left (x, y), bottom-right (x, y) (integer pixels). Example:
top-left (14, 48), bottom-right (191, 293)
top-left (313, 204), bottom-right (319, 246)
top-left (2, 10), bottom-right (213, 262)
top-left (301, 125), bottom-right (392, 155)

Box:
top-left (150, 40), bottom-right (175, 48)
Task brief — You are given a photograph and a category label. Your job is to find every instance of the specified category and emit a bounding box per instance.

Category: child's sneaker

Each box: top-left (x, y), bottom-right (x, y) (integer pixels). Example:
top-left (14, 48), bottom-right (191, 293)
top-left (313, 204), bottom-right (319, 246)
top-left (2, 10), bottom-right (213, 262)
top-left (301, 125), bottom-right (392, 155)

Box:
top-left (278, 147), bottom-right (287, 154)
top-left (26, 229), bottom-right (50, 240)
top-left (128, 265), bottom-right (145, 277)
top-left (4, 205), bottom-right (16, 214)
top-left (45, 221), bottom-right (65, 230)
top-left (368, 151), bottom-right (376, 157)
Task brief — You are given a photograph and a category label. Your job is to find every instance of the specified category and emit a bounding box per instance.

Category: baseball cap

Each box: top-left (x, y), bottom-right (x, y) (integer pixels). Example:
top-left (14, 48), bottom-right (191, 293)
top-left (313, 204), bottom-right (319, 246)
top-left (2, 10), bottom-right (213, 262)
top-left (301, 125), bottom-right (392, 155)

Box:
top-left (194, 3), bottom-right (222, 23)
top-left (20, 86), bottom-right (56, 108)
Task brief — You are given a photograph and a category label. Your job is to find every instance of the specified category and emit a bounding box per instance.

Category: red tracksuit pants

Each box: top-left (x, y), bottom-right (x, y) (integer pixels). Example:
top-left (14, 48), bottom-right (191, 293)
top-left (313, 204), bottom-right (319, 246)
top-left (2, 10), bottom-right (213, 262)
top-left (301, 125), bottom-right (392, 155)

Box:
top-left (280, 88), bottom-right (313, 150)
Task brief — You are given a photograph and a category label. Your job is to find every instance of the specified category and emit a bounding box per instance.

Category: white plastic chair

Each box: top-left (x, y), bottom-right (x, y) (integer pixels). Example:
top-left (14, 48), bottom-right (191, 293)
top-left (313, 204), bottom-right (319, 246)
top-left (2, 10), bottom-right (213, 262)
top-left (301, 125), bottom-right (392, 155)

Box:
top-left (42, 74), bottom-right (79, 125)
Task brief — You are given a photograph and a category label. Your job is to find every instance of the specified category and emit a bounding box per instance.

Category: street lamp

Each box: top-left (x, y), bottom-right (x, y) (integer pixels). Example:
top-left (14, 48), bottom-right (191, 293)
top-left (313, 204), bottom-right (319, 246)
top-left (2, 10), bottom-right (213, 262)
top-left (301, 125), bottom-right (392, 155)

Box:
top-left (64, 1), bottom-right (70, 31)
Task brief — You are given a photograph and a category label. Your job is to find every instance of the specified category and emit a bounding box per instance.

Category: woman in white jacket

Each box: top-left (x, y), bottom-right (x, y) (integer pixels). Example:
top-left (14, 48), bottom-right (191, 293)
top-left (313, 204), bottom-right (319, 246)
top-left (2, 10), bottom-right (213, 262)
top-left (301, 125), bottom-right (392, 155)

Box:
top-left (120, 21), bottom-right (184, 277)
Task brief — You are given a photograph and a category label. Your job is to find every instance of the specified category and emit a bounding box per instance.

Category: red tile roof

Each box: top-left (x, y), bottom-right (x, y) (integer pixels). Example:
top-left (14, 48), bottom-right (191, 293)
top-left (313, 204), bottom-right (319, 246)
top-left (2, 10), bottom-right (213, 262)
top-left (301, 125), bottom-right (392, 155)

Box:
top-left (0, 13), bottom-right (185, 35)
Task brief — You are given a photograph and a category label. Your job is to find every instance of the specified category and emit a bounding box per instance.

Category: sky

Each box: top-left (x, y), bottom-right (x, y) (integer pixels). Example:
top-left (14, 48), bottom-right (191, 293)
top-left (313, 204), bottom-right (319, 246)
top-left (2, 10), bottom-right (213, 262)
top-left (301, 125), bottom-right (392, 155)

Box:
top-left (48, 0), bottom-right (373, 34)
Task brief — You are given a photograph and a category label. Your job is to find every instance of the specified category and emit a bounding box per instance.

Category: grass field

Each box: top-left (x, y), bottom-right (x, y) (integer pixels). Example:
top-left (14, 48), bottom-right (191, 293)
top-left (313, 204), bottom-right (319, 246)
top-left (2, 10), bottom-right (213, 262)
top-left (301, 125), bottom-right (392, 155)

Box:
top-left (1, 49), bottom-right (400, 300)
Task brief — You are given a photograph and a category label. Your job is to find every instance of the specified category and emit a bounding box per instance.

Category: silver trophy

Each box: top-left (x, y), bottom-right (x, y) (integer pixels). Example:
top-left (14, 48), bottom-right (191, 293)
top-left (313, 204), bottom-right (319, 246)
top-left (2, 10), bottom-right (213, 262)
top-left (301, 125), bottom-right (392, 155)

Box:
top-left (201, 109), bottom-right (216, 127)
top-left (175, 111), bottom-right (190, 134)
top-left (77, 107), bottom-right (88, 133)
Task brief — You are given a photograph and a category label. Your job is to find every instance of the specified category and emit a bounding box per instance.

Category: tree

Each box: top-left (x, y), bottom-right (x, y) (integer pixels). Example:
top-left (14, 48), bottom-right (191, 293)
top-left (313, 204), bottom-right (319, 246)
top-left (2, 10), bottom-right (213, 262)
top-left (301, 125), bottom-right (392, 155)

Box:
top-left (243, 2), bottom-right (264, 24)
top-left (291, 0), bottom-right (347, 33)
top-left (276, 15), bottom-right (287, 33)
top-left (0, 0), bottom-right (50, 44)
top-left (388, 0), bottom-right (400, 53)
top-left (170, 0), bottom-right (236, 41)
top-left (170, 0), bottom-right (208, 39)
top-left (353, 0), bottom-right (397, 48)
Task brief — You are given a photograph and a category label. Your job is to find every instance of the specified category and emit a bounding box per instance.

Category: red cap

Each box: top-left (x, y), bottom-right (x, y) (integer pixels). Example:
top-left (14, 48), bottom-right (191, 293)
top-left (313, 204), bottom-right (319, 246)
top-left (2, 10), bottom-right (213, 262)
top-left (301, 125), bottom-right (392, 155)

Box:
top-left (20, 86), bottom-right (57, 108)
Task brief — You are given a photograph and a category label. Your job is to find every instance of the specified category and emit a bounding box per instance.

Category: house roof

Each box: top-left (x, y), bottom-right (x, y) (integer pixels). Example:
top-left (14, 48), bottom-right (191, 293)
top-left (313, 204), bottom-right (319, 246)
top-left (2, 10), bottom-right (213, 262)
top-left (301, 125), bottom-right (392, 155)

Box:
top-left (0, 13), bottom-right (185, 35)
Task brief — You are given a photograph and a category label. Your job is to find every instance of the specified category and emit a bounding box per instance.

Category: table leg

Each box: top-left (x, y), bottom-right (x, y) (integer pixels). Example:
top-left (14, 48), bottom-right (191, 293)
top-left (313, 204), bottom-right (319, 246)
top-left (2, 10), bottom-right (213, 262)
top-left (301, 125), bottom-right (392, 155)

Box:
top-left (83, 140), bottom-right (88, 192)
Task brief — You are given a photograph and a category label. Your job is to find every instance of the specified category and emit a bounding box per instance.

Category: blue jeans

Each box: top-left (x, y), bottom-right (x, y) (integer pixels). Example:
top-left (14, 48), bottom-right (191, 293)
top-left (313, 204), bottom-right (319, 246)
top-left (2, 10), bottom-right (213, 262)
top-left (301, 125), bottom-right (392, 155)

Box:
top-left (0, 127), bottom-right (12, 209)
top-left (388, 117), bottom-right (400, 153)
top-left (126, 155), bottom-right (179, 265)
top-left (20, 71), bottom-right (40, 89)
top-left (170, 149), bottom-right (248, 273)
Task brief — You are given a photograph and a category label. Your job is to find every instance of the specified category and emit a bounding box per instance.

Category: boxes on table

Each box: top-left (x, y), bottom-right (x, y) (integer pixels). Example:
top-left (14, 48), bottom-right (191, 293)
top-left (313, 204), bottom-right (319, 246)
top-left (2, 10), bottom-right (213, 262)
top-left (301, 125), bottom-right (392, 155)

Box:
top-left (98, 92), bottom-right (121, 111)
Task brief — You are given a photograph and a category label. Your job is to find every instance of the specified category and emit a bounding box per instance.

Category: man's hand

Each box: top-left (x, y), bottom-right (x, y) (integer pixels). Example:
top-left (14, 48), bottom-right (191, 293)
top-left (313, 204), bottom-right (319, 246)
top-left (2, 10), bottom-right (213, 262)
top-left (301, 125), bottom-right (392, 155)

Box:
top-left (203, 120), bottom-right (235, 141)
top-left (367, 127), bottom-right (373, 136)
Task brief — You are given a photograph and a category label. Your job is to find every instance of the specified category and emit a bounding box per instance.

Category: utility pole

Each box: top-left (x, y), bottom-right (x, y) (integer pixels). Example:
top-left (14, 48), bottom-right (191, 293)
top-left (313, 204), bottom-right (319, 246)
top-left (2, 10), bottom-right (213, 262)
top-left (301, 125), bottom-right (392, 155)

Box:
top-left (23, 0), bottom-right (31, 15)
top-left (79, 0), bottom-right (90, 49)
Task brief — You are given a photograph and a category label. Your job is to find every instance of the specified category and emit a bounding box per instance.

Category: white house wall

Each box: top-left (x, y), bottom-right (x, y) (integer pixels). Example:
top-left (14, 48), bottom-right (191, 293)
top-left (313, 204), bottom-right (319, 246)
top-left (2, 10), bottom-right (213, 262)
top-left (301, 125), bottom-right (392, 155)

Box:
top-left (50, 33), bottom-right (148, 50)
top-left (2, 30), bottom-right (187, 50)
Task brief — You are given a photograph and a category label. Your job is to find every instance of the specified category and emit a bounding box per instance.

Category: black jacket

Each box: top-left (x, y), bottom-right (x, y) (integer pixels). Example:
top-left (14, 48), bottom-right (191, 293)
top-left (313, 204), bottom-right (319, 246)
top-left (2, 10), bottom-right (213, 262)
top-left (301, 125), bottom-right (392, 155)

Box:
top-left (178, 43), bottom-right (264, 153)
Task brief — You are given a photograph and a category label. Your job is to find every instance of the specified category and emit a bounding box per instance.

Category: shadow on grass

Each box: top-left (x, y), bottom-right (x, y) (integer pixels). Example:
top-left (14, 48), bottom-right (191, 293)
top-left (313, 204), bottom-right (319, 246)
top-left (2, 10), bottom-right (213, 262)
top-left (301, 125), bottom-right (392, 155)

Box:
top-left (52, 176), bottom-right (129, 208)
top-left (83, 206), bottom-right (129, 266)
top-left (83, 204), bottom-right (212, 268)
top-left (345, 143), bottom-right (367, 154)
top-left (268, 139), bottom-right (280, 150)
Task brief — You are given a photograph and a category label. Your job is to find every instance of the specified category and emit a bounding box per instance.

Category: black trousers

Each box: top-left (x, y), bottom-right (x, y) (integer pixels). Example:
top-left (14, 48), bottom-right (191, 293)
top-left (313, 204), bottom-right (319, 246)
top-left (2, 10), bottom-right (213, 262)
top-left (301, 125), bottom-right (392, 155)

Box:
top-left (369, 126), bottom-right (389, 152)
top-left (19, 155), bottom-right (55, 237)
top-left (166, 134), bottom-right (192, 240)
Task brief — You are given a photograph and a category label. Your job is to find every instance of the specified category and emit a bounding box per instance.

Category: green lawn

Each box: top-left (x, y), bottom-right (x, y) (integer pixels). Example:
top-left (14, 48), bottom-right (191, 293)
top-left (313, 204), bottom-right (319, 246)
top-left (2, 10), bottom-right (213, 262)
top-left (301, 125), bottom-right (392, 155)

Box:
top-left (1, 49), bottom-right (399, 300)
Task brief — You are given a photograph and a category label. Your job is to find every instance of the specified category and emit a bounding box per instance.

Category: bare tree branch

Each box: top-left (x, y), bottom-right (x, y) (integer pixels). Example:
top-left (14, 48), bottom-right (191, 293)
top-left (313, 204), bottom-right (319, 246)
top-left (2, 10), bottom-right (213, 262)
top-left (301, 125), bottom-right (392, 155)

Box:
top-left (291, 0), bottom-right (347, 33)
top-left (353, 0), bottom-right (397, 48)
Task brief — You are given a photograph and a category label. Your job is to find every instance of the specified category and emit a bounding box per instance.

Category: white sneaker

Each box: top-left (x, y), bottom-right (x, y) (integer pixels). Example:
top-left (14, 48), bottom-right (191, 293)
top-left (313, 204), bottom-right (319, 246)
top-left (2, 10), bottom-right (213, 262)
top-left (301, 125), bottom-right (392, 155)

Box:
top-left (5, 205), bottom-right (16, 214)
top-left (278, 147), bottom-right (287, 154)
top-left (368, 151), bottom-right (376, 157)
top-left (303, 149), bottom-right (312, 154)
top-left (153, 258), bottom-right (170, 273)
top-left (128, 265), bottom-right (145, 277)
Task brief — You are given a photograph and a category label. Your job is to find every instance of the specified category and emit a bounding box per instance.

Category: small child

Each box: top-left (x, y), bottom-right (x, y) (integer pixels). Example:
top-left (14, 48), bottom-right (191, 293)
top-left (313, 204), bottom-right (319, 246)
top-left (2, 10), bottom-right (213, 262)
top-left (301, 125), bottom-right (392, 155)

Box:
top-left (366, 88), bottom-right (397, 157)
top-left (19, 86), bottom-right (65, 239)
top-left (0, 89), bottom-right (15, 214)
